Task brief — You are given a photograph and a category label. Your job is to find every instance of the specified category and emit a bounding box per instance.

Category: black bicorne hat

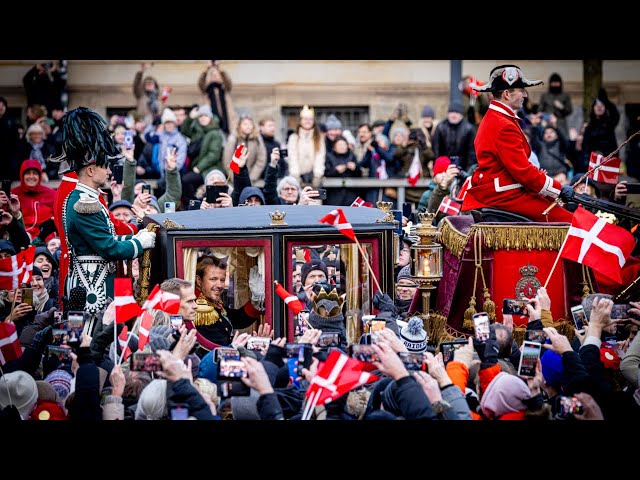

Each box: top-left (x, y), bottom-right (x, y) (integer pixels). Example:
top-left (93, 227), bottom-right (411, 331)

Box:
top-left (473, 64), bottom-right (543, 93)
top-left (48, 107), bottom-right (123, 171)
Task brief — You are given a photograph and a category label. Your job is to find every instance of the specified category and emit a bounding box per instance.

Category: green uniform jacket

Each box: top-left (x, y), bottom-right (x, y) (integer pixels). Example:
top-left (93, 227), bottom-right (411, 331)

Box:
top-left (64, 183), bottom-right (142, 311)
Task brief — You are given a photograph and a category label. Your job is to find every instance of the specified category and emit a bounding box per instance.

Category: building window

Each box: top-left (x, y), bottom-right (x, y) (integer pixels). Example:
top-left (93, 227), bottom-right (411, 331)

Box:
top-left (281, 106), bottom-right (370, 142)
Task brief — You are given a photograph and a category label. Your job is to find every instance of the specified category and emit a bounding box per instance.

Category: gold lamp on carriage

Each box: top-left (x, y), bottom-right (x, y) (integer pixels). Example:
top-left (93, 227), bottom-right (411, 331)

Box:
top-left (410, 212), bottom-right (443, 317)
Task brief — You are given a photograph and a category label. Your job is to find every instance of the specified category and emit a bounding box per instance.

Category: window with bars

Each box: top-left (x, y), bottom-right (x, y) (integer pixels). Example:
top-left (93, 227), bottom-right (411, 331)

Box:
top-left (281, 106), bottom-right (370, 141)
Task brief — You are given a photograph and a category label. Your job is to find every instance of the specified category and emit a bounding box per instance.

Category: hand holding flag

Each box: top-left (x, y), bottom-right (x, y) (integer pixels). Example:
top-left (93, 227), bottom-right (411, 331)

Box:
top-left (230, 144), bottom-right (246, 174)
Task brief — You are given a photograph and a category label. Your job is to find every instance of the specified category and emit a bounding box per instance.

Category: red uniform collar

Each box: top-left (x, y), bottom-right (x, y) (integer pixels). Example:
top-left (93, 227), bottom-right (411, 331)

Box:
top-left (489, 100), bottom-right (519, 119)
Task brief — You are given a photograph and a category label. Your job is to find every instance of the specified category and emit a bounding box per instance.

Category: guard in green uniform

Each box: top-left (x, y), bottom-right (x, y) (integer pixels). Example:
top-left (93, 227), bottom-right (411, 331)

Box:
top-left (52, 107), bottom-right (157, 313)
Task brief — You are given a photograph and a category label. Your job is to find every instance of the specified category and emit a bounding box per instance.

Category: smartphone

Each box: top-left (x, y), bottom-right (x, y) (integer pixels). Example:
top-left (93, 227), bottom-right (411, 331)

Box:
top-left (51, 328), bottom-right (67, 346)
top-left (624, 182), bottom-right (640, 194)
top-left (66, 311), bottom-right (84, 346)
top-left (219, 379), bottom-right (250, 398)
top-left (279, 147), bottom-right (288, 158)
top-left (570, 305), bottom-right (587, 330)
top-left (170, 315), bottom-right (183, 331)
top-left (164, 201), bottom-right (176, 213)
top-left (297, 310), bottom-right (310, 328)
top-left (47, 345), bottom-right (72, 363)
top-left (611, 303), bottom-right (629, 320)
top-left (402, 202), bottom-right (412, 219)
top-left (53, 310), bottom-right (63, 327)
top-left (130, 352), bottom-right (163, 372)
top-left (439, 339), bottom-right (468, 366)
top-left (317, 332), bottom-right (340, 348)
top-left (124, 130), bottom-right (135, 150)
top-left (112, 164), bottom-right (124, 184)
top-left (317, 188), bottom-right (327, 201)
top-left (1, 179), bottom-right (12, 197)
top-left (141, 184), bottom-right (152, 195)
top-left (169, 404), bottom-right (190, 420)
top-left (450, 156), bottom-right (461, 168)
top-left (218, 358), bottom-right (248, 379)
top-left (246, 336), bottom-right (271, 351)
top-left (206, 184), bottom-right (229, 204)
top-left (398, 352), bottom-right (426, 371)
top-left (214, 347), bottom-right (240, 363)
top-left (518, 341), bottom-right (542, 378)
top-left (525, 330), bottom-right (547, 343)
top-left (361, 314), bottom-right (376, 334)
top-left (21, 287), bottom-right (33, 307)
top-left (188, 199), bottom-right (202, 211)
top-left (502, 298), bottom-right (529, 316)
top-left (556, 395), bottom-right (585, 418)
top-left (285, 343), bottom-right (313, 371)
top-left (350, 344), bottom-right (379, 362)
top-left (473, 312), bottom-right (490, 342)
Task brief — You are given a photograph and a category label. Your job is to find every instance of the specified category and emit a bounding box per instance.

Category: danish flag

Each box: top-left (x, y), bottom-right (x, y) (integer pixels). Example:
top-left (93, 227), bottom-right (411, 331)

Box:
top-left (0, 322), bottom-right (22, 366)
top-left (351, 197), bottom-right (373, 208)
top-left (114, 278), bottom-right (142, 324)
top-left (142, 284), bottom-right (181, 315)
top-left (456, 176), bottom-right (472, 202)
top-left (305, 350), bottom-right (378, 406)
top-left (230, 144), bottom-right (244, 174)
top-left (118, 326), bottom-right (132, 363)
top-left (438, 197), bottom-right (462, 216)
top-left (560, 206), bottom-right (636, 284)
top-left (587, 152), bottom-right (621, 184)
top-left (0, 245), bottom-right (35, 291)
top-left (161, 86), bottom-right (172, 103)
top-left (136, 310), bottom-right (155, 351)
top-left (407, 149), bottom-right (422, 186)
top-left (274, 281), bottom-right (305, 314)
top-left (318, 208), bottom-right (356, 242)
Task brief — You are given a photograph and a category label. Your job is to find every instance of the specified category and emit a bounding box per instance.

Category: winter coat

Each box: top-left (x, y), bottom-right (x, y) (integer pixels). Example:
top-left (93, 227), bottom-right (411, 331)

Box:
top-left (68, 347), bottom-right (103, 421)
top-left (122, 156), bottom-right (182, 213)
top-left (191, 125), bottom-right (224, 178)
top-left (11, 159), bottom-right (56, 239)
top-left (325, 150), bottom-right (362, 206)
top-left (287, 128), bottom-right (326, 187)
top-left (539, 91), bottom-right (573, 135)
top-left (167, 379), bottom-right (218, 420)
top-left (16, 138), bottom-right (58, 180)
top-left (432, 119), bottom-right (477, 171)
top-left (132, 70), bottom-right (160, 123)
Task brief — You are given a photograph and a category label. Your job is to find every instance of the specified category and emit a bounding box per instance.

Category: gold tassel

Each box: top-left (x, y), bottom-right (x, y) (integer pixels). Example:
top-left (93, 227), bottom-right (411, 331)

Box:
top-left (427, 311), bottom-right (449, 346)
top-left (513, 326), bottom-right (526, 346)
top-left (463, 296), bottom-right (477, 330)
top-left (554, 319), bottom-right (575, 342)
top-left (439, 218), bottom-right (469, 258)
top-left (482, 287), bottom-right (496, 322)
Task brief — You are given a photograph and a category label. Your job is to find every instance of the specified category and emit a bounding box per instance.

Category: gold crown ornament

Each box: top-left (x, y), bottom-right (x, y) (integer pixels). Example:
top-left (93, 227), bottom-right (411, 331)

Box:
top-left (269, 210), bottom-right (287, 225)
top-left (299, 105), bottom-right (315, 118)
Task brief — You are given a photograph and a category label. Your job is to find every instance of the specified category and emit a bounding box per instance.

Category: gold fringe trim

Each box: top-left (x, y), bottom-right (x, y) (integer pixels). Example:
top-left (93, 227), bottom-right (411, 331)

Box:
top-left (439, 218), bottom-right (469, 258)
top-left (473, 224), bottom-right (569, 251)
top-left (427, 311), bottom-right (449, 347)
top-left (439, 221), bottom-right (570, 257)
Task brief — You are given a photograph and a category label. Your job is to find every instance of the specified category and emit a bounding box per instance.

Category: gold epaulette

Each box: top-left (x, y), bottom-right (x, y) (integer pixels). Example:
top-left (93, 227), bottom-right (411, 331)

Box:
top-left (193, 294), bottom-right (221, 326)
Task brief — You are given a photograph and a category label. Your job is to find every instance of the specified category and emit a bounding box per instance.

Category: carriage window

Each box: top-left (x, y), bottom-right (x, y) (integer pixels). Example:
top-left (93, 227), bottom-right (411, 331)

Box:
top-left (290, 242), bottom-right (374, 342)
top-left (183, 246), bottom-right (266, 314)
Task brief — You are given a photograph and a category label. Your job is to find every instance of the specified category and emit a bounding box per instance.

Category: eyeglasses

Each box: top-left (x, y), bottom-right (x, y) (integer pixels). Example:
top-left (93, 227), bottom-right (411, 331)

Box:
top-left (282, 187), bottom-right (298, 192)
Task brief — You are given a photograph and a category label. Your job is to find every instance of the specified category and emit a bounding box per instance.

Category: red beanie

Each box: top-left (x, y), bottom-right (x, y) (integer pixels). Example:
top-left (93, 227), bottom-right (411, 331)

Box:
top-left (600, 345), bottom-right (621, 370)
top-left (31, 400), bottom-right (67, 420)
top-left (433, 156), bottom-right (451, 176)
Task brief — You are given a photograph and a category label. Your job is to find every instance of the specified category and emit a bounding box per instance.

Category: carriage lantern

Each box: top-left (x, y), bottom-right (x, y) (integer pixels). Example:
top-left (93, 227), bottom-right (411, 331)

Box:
top-left (410, 213), bottom-right (443, 316)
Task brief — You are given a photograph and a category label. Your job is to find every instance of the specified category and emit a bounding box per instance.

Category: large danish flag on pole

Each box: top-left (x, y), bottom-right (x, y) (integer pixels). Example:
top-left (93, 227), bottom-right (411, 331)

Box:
top-left (318, 208), bottom-right (356, 242)
top-left (560, 206), bottom-right (636, 284)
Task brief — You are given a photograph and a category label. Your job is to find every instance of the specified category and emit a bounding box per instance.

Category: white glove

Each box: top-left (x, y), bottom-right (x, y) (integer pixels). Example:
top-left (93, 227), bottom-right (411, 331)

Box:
top-left (135, 230), bottom-right (156, 250)
top-left (248, 265), bottom-right (265, 310)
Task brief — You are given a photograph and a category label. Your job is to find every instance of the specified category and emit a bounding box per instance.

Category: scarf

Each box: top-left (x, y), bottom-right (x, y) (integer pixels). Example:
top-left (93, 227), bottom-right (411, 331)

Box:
top-left (29, 141), bottom-right (46, 169)
top-left (34, 289), bottom-right (50, 313)
top-left (206, 82), bottom-right (229, 134)
top-left (147, 90), bottom-right (160, 118)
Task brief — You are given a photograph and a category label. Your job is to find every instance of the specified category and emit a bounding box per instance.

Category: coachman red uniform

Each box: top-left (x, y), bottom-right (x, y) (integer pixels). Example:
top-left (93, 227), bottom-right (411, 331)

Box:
top-left (461, 65), bottom-right (573, 223)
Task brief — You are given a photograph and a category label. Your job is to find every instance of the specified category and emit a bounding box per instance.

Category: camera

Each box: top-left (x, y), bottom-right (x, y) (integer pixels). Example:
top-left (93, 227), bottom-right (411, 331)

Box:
top-left (556, 395), bottom-right (584, 418)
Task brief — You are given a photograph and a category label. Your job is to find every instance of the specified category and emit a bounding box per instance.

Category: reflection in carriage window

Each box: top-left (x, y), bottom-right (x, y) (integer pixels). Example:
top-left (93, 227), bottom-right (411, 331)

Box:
top-left (290, 243), bottom-right (373, 343)
top-left (182, 246), bottom-right (265, 347)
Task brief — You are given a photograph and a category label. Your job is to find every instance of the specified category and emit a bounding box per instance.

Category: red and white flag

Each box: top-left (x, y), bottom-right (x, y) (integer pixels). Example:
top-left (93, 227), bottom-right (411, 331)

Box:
top-left (303, 249), bottom-right (311, 263)
top-left (0, 322), bottom-right (22, 366)
top-left (456, 176), bottom-right (472, 202)
top-left (587, 152), bottom-right (621, 184)
top-left (230, 145), bottom-right (244, 174)
top-left (318, 208), bottom-right (356, 242)
top-left (376, 159), bottom-right (389, 180)
top-left (0, 246), bottom-right (35, 291)
top-left (142, 284), bottom-right (181, 315)
top-left (136, 310), bottom-right (155, 352)
top-left (351, 197), bottom-right (373, 208)
top-left (117, 325), bottom-right (132, 363)
top-left (560, 206), bottom-right (636, 284)
top-left (274, 281), bottom-right (305, 314)
top-left (161, 86), bottom-right (172, 103)
top-left (114, 278), bottom-right (142, 324)
top-left (407, 149), bottom-right (422, 186)
top-left (305, 350), bottom-right (378, 406)
top-left (438, 197), bottom-right (461, 216)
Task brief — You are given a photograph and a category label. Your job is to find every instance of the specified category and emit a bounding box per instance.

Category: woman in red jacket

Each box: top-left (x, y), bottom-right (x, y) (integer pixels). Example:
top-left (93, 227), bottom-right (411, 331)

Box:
top-left (11, 159), bottom-right (56, 240)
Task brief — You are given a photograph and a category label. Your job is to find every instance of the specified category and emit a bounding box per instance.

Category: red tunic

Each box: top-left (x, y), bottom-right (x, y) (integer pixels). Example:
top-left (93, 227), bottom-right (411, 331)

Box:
top-left (53, 172), bottom-right (138, 309)
top-left (461, 101), bottom-right (572, 222)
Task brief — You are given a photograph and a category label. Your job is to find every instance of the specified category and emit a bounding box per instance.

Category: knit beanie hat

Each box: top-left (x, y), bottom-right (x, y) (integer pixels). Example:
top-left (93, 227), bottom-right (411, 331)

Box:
top-left (396, 264), bottom-right (412, 283)
top-left (31, 400), bottom-right (67, 420)
top-left (325, 114), bottom-right (342, 130)
top-left (0, 371), bottom-right (38, 419)
top-left (44, 369), bottom-right (73, 402)
top-left (36, 380), bottom-right (59, 403)
top-left (480, 372), bottom-right (531, 419)
top-left (301, 260), bottom-right (328, 286)
top-left (433, 156), bottom-right (452, 176)
top-left (161, 108), bottom-right (177, 124)
top-left (421, 105), bottom-right (435, 118)
top-left (230, 388), bottom-right (261, 420)
top-left (448, 102), bottom-right (465, 115)
top-left (197, 104), bottom-right (214, 119)
top-left (540, 350), bottom-right (568, 389)
top-left (399, 317), bottom-right (427, 353)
